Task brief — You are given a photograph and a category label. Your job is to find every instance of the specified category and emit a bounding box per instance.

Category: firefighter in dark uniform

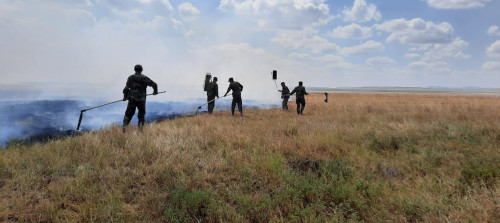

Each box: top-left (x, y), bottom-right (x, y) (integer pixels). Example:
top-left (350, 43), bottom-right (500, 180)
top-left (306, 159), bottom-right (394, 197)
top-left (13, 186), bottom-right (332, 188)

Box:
top-left (290, 81), bottom-right (308, 115)
top-left (224, 77), bottom-right (244, 116)
top-left (278, 82), bottom-right (290, 111)
top-left (122, 64), bottom-right (158, 130)
top-left (206, 77), bottom-right (219, 113)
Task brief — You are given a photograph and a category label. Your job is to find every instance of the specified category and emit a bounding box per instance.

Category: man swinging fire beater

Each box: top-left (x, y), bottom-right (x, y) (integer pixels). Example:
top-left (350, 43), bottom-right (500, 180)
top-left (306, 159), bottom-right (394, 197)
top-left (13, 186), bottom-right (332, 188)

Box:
top-left (122, 64), bottom-right (158, 131)
top-left (224, 77), bottom-right (244, 116)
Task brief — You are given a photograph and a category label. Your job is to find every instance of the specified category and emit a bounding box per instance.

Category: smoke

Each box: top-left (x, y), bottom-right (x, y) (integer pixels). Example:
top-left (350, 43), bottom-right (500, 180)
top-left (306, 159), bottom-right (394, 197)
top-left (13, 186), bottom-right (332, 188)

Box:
top-left (0, 98), bottom-right (278, 147)
top-left (0, 1), bottom-right (313, 105)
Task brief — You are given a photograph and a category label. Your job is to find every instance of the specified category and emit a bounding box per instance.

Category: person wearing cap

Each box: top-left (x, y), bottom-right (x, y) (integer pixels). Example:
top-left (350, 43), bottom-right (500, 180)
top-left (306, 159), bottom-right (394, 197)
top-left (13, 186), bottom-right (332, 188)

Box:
top-left (206, 77), bottom-right (219, 114)
top-left (290, 81), bottom-right (308, 115)
top-left (224, 77), bottom-right (244, 116)
top-left (122, 64), bottom-right (158, 131)
top-left (278, 82), bottom-right (290, 111)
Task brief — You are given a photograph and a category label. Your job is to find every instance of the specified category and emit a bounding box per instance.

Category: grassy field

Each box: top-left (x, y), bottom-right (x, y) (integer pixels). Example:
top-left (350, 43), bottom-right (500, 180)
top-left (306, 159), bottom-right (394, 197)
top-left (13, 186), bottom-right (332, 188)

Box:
top-left (1, 93), bottom-right (499, 222)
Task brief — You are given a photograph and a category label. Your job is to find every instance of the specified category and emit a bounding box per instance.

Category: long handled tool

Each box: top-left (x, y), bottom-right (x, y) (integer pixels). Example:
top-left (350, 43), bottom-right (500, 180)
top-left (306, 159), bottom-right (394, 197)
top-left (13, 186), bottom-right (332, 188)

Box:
top-left (76, 91), bottom-right (166, 130)
top-left (309, 92), bottom-right (328, 103)
top-left (195, 94), bottom-right (231, 115)
top-left (303, 92), bottom-right (329, 103)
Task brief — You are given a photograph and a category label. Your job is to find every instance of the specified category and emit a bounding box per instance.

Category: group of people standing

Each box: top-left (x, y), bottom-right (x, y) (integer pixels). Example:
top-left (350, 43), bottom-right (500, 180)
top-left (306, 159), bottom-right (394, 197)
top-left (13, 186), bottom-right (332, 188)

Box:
top-left (279, 81), bottom-right (308, 115)
top-left (121, 64), bottom-right (309, 130)
top-left (205, 76), bottom-right (244, 116)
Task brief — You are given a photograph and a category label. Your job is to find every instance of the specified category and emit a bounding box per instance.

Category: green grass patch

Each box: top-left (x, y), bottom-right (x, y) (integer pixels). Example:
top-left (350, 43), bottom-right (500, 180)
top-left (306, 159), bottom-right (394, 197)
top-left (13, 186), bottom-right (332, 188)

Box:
top-left (163, 187), bottom-right (216, 223)
top-left (460, 160), bottom-right (500, 189)
top-left (396, 196), bottom-right (431, 222)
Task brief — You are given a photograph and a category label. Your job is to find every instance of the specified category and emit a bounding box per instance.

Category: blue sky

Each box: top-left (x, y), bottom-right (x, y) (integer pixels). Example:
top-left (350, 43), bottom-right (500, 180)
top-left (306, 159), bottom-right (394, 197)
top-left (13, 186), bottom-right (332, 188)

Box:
top-left (0, 0), bottom-right (499, 101)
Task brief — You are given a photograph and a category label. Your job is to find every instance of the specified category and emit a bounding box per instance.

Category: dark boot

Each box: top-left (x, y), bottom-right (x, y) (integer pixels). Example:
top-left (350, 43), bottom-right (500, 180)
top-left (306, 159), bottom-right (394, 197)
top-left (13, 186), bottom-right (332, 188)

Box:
top-left (138, 120), bottom-right (145, 131)
top-left (123, 117), bottom-right (131, 132)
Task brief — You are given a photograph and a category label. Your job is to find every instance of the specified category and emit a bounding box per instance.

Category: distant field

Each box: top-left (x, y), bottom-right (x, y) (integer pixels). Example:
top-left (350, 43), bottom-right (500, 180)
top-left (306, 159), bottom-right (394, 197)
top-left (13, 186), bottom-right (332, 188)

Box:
top-left (1, 92), bottom-right (499, 222)
top-left (309, 87), bottom-right (500, 95)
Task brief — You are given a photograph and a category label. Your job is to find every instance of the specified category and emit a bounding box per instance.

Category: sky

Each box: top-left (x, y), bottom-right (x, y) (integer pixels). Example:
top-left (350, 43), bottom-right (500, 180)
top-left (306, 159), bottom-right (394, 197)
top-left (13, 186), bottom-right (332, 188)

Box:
top-left (0, 0), bottom-right (499, 101)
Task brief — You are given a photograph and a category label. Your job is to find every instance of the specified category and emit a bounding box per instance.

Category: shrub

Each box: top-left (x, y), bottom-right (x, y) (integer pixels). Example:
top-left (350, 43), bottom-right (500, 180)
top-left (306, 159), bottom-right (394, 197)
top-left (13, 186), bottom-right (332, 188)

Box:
top-left (366, 132), bottom-right (402, 151)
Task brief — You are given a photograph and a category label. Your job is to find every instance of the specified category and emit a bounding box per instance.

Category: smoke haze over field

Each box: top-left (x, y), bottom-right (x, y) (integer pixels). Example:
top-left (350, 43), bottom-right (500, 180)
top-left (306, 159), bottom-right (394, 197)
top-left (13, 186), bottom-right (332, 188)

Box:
top-left (0, 99), bottom-right (278, 146)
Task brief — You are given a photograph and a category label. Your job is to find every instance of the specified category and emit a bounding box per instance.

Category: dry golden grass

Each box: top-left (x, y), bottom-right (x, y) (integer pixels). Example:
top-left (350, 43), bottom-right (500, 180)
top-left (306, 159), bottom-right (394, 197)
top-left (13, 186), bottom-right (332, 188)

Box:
top-left (1, 92), bottom-right (499, 222)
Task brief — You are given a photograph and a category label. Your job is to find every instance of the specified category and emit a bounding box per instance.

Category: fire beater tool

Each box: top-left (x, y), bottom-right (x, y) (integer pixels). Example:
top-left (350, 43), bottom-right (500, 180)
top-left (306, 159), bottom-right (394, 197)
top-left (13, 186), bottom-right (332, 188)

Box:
top-left (195, 94), bottom-right (232, 115)
top-left (76, 91), bottom-right (166, 130)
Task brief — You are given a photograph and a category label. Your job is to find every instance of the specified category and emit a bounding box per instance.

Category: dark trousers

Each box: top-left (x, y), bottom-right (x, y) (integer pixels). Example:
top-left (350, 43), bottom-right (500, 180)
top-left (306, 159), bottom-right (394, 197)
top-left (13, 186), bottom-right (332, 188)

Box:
top-left (231, 95), bottom-right (242, 115)
top-left (123, 100), bottom-right (146, 126)
top-left (296, 98), bottom-right (305, 115)
top-left (282, 97), bottom-right (289, 110)
top-left (207, 96), bottom-right (216, 113)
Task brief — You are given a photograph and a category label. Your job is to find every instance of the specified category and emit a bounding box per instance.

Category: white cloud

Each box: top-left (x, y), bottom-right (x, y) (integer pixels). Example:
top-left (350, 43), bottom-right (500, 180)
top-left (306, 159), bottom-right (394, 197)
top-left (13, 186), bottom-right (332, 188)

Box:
top-left (328, 23), bottom-right (372, 39)
top-left (482, 61), bottom-right (500, 70)
top-left (33, 0), bottom-right (94, 7)
top-left (316, 55), bottom-right (345, 63)
top-left (62, 8), bottom-right (97, 27)
top-left (99, 0), bottom-right (193, 36)
top-left (426, 0), bottom-right (491, 9)
top-left (340, 40), bottom-right (384, 55)
top-left (289, 53), bottom-right (312, 60)
top-left (0, 0), bottom-right (498, 96)
top-left (218, 0), bottom-right (331, 28)
top-left (487, 40), bottom-right (500, 57)
top-left (417, 38), bottom-right (470, 60)
top-left (376, 18), bottom-right (468, 66)
top-left (408, 61), bottom-right (451, 72)
top-left (402, 38), bottom-right (469, 74)
top-left (405, 53), bottom-right (421, 59)
top-left (170, 17), bottom-right (195, 36)
top-left (213, 43), bottom-right (266, 55)
top-left (342, 0), bottom-right (381, 23)
top-left (162, 0), bottom-right (174, 12)
top-left (375, 18), bottom-right (454, 44)
top-left (366, 57), bottom-right (396, 66)
top-left (178, 2), bottom-right (200, 20)
top-left (289, 53), bottom-right (345, 64)
top-left (195, 43), bottom-right (312, 101)
top-left (271, 28), bottom-right (340, 54)
top-left (487, 25), bottom-right (500, 36)
top-left (218, 0), bottom-right (329, 15)
top-left (0, 0), bottom-right (195, 95)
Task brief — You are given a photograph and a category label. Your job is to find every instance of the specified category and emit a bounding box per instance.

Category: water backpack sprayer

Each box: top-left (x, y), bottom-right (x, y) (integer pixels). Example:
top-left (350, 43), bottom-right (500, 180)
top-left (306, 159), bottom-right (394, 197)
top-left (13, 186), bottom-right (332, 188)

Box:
top-left (204, 73), bottom-right (211, 92)
top-left (272, 70), bottom-right (328, 103)
top-left (76, 91), bottom-right (166, 130)
top-left (196, 72), bottom-right (231, 115)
